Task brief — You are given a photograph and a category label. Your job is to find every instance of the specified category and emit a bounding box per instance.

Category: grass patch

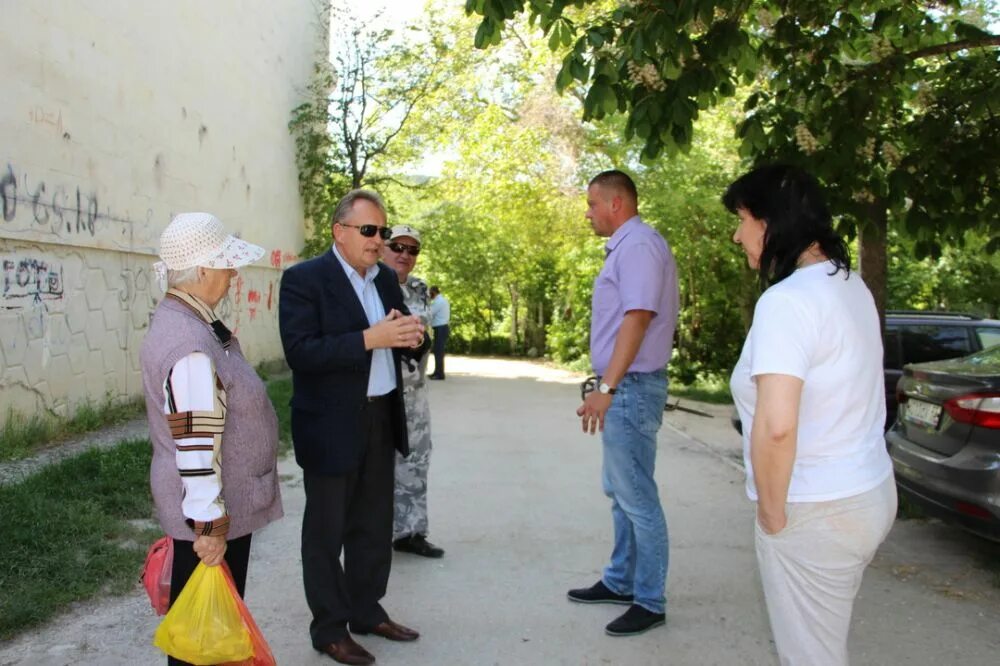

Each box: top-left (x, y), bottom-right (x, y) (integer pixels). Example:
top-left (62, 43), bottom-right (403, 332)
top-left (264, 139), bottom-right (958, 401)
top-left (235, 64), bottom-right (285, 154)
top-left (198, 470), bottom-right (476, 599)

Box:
top-left (65, 395), bottom-right (145, 435)
top-left (550, 357), bottom-right (735, 404)
top-left (0, 375), bottom-right (293, 639)
top-left (266, 377), bottom-right (293, 455)
top-left (0, 410), bottom-right (56, 461)
top-left (557, 356), bottom-right (593, 374)
top-left (670, 376), bottom-right (733, 405)
top-left (0, 438), bottom-right (156, 639)
top-left (670, 383), bottom-right (733, 405)
top-left (0, 396), bottom-right (145, 462)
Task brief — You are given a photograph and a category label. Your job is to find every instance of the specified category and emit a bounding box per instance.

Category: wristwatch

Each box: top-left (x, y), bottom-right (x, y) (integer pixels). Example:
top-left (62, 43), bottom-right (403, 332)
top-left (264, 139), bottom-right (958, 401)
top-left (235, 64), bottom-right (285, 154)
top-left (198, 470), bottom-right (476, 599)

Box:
top-left (598, 382), bottom-right (617, 395)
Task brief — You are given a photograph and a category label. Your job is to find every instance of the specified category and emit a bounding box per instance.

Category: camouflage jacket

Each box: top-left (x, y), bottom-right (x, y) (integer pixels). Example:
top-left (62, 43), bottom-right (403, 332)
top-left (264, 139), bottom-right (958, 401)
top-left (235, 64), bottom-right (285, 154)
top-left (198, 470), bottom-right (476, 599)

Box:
top-left (400, 275), bottom-right (430, 386)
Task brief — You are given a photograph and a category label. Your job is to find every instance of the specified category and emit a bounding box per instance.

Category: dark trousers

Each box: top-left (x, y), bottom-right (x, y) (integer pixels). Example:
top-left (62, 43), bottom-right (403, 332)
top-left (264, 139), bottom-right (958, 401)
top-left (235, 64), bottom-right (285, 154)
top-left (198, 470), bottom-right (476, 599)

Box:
top-left (431, 324), bottom-right (450, 378)
top-left (167, 533), bottom-right (253, 666)
top-left (302, 396), bottom-right (396, 648)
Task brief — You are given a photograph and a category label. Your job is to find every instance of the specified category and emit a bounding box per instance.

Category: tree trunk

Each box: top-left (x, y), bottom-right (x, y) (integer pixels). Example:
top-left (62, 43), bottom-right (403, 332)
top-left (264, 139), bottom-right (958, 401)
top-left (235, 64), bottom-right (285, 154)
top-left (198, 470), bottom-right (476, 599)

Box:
top-left (508, 285), bottom-right (519, 354)
top-left (537, 302), bottom-right (545, 351)
top-left (858, 202), bottom-right (888, 330)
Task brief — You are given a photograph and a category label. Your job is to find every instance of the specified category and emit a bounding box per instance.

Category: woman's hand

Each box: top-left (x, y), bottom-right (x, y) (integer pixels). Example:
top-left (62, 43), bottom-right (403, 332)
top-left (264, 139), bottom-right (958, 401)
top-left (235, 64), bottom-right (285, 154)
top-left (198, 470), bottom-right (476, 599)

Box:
top-left (193, 534), bottom-right (227, 566)
top-left (750, 373), bottom-right (802, 537)
top-left (757, 505), bottom-right (787, 535)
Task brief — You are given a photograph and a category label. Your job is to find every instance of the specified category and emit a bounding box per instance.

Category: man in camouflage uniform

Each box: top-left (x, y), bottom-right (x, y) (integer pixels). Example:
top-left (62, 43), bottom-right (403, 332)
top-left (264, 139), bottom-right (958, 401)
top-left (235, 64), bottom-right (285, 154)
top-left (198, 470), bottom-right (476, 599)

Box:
top-left (381, 225), bottom-right (445, 558)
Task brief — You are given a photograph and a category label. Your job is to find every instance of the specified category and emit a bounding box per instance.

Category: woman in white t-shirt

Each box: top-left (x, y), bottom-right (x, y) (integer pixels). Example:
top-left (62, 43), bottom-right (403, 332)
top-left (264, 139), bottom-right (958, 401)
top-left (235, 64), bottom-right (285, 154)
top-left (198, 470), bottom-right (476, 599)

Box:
top-left (724, 165), bottom-right (897, 666)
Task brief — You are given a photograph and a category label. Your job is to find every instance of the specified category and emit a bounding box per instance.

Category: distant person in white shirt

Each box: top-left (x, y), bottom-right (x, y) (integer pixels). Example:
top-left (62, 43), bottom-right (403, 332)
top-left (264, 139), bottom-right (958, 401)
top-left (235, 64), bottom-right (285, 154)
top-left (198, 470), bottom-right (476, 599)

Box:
top-left (727, 165), bottom-right (897, 666)
top-left (428, 286), bottom-right (450, 380)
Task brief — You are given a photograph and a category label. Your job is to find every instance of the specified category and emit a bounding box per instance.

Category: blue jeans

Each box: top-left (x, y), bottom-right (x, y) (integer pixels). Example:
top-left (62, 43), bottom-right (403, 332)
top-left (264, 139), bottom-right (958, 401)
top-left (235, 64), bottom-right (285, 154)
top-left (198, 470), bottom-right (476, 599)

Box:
top-left (600, 370), bottom-right (669, 614)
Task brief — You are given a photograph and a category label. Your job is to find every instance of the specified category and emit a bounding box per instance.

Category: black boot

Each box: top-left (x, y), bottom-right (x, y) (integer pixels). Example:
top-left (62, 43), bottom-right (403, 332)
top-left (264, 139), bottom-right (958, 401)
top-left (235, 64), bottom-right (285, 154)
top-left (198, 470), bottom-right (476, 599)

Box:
top-left (393, 534), bottom-right (445, 558)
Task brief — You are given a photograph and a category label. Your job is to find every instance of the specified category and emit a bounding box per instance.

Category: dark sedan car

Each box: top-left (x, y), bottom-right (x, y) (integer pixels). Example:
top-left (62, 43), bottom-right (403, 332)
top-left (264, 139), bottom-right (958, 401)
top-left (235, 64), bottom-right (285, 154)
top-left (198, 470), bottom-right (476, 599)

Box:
top-left (886, 345), bottom-right (1000, 541)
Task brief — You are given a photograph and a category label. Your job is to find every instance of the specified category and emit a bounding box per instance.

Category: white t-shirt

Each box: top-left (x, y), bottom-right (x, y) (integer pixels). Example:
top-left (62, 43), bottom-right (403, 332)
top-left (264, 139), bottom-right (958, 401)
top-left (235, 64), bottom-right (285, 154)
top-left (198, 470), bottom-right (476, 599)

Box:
top-left (730, 261), bottom-right (892, 502)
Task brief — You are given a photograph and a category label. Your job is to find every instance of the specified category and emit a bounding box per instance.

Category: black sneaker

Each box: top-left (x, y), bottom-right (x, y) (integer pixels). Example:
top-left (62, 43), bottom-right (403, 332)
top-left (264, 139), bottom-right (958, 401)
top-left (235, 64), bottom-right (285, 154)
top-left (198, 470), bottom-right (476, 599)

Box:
top-left (605, 604), bottom-right (666, 636)
top-left (567, 580), bottom-right (634, 605)
top-left (393, 534), bottom-right (445, 558)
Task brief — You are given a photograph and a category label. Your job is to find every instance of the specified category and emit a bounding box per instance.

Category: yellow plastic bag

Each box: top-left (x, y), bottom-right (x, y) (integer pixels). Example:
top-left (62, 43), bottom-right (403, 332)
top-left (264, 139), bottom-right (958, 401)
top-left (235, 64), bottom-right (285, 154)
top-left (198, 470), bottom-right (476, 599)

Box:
top-left (153, 562), bottom-right (253, 665)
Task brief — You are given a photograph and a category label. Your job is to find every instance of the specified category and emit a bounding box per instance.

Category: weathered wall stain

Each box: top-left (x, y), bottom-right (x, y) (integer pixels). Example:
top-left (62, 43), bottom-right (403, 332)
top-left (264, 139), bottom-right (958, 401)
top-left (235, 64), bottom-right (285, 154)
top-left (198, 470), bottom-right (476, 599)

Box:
top-left (28, 105), bottom-right (65, 135)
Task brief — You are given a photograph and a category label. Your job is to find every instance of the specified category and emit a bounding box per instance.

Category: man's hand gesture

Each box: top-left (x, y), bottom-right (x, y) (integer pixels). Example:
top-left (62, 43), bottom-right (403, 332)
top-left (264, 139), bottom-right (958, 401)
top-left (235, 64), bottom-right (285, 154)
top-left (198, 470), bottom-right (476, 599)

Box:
top-left (365, 309), bottom-right (425, 350)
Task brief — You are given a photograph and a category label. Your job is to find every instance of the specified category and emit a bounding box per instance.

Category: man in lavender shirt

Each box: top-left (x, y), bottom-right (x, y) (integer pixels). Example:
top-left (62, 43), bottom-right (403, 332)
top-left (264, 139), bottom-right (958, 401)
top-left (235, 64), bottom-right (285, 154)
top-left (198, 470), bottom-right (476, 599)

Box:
top-left (568, 170), bottom-right (680, 637)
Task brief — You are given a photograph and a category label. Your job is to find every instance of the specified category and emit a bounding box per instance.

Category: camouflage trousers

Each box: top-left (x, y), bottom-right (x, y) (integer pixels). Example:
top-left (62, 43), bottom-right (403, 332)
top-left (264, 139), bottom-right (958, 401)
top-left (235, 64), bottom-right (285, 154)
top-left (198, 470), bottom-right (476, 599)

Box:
top-left (394, 380), bottom-right (432, 540)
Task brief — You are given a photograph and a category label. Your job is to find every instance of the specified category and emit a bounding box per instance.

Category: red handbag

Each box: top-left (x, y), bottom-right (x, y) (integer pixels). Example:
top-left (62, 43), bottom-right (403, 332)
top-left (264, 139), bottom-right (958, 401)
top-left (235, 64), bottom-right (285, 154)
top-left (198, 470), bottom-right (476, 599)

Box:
top-left (142, 536), bottom-right (173, 615)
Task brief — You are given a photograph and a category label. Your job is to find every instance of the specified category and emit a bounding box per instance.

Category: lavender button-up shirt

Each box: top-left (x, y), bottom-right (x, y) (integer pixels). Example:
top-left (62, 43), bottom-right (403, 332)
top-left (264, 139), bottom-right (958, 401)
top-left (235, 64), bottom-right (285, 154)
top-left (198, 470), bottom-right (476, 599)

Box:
top-left (590, 216), bottom-right (680, 376)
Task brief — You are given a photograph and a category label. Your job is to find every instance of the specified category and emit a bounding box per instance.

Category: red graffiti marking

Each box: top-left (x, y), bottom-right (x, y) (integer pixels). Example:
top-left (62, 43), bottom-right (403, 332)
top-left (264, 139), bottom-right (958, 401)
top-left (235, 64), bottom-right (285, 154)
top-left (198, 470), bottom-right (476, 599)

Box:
top-left (270, 250), bottom-right (282, 268)
top-left (248, 289), bottom-right (261, 304)
top-left (248, 307), bottom-right (257, 321)
top-left (234, 277), bottom-right (244, 321)
top-left (282, 251), bottom-right (298, 265)
top-left (266, 282), bottom-right (274, 310)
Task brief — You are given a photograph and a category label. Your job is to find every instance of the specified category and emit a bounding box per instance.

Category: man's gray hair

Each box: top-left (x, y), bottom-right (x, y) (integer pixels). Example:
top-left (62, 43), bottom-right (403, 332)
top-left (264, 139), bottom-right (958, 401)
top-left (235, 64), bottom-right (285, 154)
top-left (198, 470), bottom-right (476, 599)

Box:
top-left (331, 189), bottom-right (387, 226)
top-left (166, 266), bottom-right (201, 288)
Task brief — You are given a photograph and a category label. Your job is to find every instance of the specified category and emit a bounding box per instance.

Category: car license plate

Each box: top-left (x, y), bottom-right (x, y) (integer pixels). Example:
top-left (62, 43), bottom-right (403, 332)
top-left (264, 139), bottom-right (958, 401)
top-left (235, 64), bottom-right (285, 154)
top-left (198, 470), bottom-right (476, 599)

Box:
top-left (905, 399), bottom-right (941, 428)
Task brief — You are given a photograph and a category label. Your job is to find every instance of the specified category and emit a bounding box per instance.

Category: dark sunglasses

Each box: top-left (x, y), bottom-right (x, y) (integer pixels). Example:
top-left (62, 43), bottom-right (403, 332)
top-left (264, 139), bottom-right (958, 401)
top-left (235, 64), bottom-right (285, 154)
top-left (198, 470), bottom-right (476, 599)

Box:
top-left (338, 222), bottom-right (392, 240)
top-left (387, 242), bottom-right (420, 256)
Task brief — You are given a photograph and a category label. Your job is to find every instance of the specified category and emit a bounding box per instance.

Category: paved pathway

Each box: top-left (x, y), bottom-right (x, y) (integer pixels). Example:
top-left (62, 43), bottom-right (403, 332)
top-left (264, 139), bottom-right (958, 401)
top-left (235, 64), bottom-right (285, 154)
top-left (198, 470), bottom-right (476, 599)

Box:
top-left (1, 357), bottom-right (998, 665)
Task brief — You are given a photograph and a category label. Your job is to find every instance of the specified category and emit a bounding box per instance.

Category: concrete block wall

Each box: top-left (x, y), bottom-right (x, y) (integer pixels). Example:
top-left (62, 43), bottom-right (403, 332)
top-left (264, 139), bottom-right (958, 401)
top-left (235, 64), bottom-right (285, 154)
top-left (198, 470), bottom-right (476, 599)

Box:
top-left (0, 1), bottom-right (325, 417)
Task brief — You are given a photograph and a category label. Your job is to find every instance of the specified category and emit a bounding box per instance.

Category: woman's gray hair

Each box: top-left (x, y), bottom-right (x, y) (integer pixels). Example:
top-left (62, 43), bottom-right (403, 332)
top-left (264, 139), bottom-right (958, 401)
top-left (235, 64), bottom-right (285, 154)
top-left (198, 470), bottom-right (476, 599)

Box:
top-left (166, 266), bottom-right (201, 288)
top-left (331, 189), bottom-right (386, 226)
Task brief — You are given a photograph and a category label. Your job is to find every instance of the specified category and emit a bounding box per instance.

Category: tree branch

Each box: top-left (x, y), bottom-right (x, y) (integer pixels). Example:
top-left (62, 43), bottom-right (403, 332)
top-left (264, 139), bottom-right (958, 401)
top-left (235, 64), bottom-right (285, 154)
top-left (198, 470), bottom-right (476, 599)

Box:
top-left (365, 174), bottom-right (430, 190)
top-left (904, 35), bottom-right (1000, 60)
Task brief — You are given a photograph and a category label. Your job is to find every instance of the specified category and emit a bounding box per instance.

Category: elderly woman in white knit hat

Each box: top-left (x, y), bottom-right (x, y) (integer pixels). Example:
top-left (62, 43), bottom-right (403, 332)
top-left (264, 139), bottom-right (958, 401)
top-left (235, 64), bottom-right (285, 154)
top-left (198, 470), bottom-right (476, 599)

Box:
top-left (141, 212), bottom-right (283, 666)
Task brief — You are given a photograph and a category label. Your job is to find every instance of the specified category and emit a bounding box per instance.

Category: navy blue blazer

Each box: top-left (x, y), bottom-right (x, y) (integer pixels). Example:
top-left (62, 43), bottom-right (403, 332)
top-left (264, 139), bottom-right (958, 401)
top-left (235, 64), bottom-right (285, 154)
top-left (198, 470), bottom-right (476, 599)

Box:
top-left (278, 249), bottom-right (429, 476)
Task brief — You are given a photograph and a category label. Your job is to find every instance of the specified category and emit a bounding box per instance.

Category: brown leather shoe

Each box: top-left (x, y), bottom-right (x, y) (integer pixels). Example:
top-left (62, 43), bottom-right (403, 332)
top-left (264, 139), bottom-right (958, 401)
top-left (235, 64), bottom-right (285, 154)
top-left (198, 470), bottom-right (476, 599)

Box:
top-left (315, 635), bottom-right (375, 665)
top-left (353, 618), bottom-right (420, 642)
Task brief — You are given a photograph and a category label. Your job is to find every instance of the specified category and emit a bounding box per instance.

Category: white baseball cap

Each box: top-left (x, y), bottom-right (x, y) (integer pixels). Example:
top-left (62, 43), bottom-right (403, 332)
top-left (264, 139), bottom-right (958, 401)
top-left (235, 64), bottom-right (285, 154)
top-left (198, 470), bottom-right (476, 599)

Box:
top-left (389, 224), bottom-right (421, 244)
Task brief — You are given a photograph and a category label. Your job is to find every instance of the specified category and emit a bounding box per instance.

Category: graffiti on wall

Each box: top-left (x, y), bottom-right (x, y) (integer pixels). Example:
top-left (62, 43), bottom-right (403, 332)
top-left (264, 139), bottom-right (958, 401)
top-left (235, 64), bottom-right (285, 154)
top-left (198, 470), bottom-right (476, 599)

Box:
top-left (269, 249), bottom-right (298, 269)
top-left (0, 256), bottom-right (64, 310)
top-left (213, 275), bottom-right (279, 333)
top-left (118, 266), bottom-right (151, 309)
top-left (0, 162), bottom-right (154, 249)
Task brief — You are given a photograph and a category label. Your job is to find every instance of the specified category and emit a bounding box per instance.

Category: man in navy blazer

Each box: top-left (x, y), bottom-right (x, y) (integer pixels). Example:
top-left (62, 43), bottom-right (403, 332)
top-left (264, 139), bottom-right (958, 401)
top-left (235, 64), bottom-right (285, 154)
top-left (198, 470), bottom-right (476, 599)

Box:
top-left (279, 189), bottom-right (429, 666)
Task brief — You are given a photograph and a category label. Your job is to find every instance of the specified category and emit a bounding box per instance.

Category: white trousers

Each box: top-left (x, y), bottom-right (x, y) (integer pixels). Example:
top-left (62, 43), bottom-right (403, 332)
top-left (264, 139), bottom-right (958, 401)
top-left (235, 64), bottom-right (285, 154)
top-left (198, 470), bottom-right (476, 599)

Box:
top-left (754, 475), bottom-right (897, 666)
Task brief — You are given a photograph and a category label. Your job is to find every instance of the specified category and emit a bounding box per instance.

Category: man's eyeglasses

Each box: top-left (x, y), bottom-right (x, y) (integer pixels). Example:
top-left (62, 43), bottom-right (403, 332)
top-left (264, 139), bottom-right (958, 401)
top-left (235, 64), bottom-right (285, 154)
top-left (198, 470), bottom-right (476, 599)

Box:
top-left (338, 223), bottom-right (392, 240)
top-left (387, 242), bottom-right (420, 256)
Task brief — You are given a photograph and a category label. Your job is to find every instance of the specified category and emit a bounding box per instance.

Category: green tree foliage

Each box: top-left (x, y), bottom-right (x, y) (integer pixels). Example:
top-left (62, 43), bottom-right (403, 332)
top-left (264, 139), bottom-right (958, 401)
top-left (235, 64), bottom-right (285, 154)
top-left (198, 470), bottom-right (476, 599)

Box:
top-left (287, 2), bottom-right (996, 387)
top-left (888, 229), bottom-right (1000, 316)
top-left (465, 0), bottom-right (1000, 316)
top-left (411, 97), bottom-right (586, 354)
top-left (289, 6), bottom-right (462, 258)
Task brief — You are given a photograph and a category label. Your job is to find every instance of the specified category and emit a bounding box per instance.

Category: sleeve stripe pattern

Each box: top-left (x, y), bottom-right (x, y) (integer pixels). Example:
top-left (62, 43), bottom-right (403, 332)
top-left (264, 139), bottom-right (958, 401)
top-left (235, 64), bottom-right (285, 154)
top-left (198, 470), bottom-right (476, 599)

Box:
top-left (166, 410), bottom-right (225, 439)
top-left (193, 515), bottom-right (230, 537)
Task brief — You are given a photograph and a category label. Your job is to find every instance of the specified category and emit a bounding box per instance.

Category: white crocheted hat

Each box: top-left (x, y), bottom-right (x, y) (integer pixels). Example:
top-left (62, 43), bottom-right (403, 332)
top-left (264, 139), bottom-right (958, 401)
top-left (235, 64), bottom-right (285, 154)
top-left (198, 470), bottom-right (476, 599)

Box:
top-left (153, 212), bottom-right (265, 287)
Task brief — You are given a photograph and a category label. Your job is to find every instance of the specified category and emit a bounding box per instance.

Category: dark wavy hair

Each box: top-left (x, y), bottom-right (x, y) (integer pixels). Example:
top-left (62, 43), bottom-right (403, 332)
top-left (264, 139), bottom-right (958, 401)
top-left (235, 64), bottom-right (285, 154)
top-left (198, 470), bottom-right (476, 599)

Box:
top-left (722, 164), bottom-right (849, 288)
